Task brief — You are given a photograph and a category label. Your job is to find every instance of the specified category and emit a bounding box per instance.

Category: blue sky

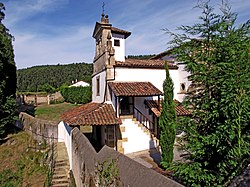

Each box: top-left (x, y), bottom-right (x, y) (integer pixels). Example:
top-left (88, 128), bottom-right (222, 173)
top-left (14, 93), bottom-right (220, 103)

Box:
top-left (2, 0), bottom-right (250, 69)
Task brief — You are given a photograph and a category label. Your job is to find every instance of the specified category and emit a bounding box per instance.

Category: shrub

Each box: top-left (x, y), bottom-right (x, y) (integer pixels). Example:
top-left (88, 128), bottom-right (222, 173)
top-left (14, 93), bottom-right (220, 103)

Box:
top-left (60, 86), bottom-right (92, 104)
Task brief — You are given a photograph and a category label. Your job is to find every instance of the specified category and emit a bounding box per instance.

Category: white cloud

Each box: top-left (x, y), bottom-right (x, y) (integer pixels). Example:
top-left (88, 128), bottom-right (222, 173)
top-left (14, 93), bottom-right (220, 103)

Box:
top-left (3, 0), bottom-right (249, 69)
top-left (4, 0), bottom-right (68, 26)
top-left (13, 25), bottom-right (94, 69)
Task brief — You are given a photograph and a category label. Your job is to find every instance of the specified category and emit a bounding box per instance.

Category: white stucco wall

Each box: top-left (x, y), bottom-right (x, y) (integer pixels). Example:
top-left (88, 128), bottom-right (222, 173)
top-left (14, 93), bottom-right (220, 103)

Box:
top-left (58, 121), bottom-right (73, 169)
top-left (92, 71), bottom-right (106, 103)
top-left (112, 33), bottom-right (125, 62)
top-left (134, 96), bottom-right (153, 122)
top-left (177, 63), bottom-right (191, 89)
top-left (121, 118), bottom-right (159, 154)
top-left (114, 67), bottom-right (186, 102)
top-left (110, 91), bottom-right (118, 116)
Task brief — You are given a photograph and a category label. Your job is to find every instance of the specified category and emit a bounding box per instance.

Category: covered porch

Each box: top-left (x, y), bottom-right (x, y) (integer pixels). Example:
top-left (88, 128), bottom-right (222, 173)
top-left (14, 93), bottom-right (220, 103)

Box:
top-left (108, 81), bottom-right (163, 137)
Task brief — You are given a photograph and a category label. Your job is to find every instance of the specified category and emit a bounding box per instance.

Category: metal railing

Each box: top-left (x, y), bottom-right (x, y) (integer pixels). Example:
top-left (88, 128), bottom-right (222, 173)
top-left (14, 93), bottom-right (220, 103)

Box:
top-left (133, 107), bottom-right (155, 133)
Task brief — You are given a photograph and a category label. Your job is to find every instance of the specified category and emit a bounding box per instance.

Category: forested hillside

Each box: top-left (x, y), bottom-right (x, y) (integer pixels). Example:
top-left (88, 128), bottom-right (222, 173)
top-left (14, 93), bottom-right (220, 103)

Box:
top-left (17, 63), bottom-right (92, 92)
top-left (127, 54), bottom-right (155, 59)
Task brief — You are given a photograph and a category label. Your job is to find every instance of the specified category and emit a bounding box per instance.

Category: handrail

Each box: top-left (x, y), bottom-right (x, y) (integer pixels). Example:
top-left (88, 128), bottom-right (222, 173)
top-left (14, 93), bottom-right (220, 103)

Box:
top-left (133, 106), bottom-right (155, 132)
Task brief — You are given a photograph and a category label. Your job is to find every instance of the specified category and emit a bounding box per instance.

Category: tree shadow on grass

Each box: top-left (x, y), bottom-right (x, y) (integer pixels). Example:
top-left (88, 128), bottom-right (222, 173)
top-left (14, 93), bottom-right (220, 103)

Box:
top-left (17, 103), bottom-right (36, 117)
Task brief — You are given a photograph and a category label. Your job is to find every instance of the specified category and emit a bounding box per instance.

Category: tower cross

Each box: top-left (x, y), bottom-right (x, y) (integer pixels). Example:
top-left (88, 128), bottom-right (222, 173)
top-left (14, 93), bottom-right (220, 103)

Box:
top-left (102, 2), bottom-right (105, 14)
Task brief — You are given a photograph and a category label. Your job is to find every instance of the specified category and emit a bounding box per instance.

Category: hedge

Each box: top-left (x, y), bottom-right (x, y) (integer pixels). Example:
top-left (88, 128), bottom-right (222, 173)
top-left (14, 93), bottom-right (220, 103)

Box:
top-left (60, 86), bottom-right (91, 104)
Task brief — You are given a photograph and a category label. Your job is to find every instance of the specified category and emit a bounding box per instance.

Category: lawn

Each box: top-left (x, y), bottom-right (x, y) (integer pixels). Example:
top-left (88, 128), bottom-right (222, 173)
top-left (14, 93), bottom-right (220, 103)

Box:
top-left (35, 103), bottom-right (92, 132)
top-left (35, 102), bottom-right (79, 122)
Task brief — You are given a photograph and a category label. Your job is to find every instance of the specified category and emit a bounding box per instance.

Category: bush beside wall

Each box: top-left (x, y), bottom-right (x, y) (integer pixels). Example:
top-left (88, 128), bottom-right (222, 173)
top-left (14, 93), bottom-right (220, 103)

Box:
top-left (61, 86), bottom-right (91, 104)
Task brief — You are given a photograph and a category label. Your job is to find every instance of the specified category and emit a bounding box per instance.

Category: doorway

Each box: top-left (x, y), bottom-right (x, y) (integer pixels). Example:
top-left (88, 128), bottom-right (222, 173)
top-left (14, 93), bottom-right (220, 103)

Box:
top-left (119, 96), bottom-right (133, 115)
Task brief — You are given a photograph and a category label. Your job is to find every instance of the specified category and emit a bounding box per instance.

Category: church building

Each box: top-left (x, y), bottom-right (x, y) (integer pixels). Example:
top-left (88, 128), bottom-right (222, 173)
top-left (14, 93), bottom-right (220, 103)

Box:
top-left (62, 14), bottom-right (191, 154)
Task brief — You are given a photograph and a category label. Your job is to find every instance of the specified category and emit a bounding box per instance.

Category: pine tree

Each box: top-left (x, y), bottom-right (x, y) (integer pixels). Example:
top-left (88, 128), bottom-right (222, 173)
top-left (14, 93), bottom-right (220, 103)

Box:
top-left (159, 64), bottom-right (177, 167)
top-left (0, 3), bottom-right (17, 137)
top-left (167, 1), bottom-right (250, 186)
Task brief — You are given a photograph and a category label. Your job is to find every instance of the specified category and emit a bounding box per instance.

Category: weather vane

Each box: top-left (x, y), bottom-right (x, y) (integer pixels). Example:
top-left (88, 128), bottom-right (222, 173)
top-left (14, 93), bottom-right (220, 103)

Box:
top-left (102, 2), bottom-right (105, 14)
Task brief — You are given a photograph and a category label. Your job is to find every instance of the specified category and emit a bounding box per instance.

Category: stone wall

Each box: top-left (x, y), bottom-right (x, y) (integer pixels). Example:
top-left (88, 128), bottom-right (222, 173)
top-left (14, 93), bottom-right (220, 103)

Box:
top-left (18, 92), bottom-right (63, 105)
top-left (19, 112), bottom-right (58, 144)
top-left (71, 128), bottom-right (183, 187)
top-left (18, 113), bottom-right (183, 186)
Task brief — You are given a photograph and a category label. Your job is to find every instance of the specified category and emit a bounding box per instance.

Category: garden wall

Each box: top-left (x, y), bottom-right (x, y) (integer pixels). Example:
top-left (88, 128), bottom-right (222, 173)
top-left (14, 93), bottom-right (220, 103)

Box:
top-left (18, 113), bottom-right (183, 187)
top-left (19, 112), bottom-right (58, 144)
top-left (71, 127), bottom-right (183, 187)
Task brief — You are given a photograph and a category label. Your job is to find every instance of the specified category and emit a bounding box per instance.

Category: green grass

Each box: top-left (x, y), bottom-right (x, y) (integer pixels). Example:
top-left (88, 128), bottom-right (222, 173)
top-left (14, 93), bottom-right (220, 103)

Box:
top-left (17, 91), bottom-right (47, 95)
top-left (0, 131), bottom-right (49, 187)
top-left (35, 103), bottom-right (79, 122)
top-left (35, 103), bottom-right (93, 133)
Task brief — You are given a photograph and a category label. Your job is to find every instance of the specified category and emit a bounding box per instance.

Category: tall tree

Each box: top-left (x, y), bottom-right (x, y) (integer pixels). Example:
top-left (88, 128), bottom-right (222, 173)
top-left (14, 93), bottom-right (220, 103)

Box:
top-left (167, 1), bottom-right (250, 186)
top-left (0, 2), bottom-right (17, 137)
top-left (159, 63), bottom-right (177, 167)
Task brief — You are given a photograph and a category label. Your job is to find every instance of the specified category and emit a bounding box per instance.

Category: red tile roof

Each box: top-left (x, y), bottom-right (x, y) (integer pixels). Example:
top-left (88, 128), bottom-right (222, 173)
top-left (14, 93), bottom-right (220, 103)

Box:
top-left (61, 102), bottom-right (121, 126)
top-left (111, 27), bottom-right (131, 38)
top-left (108, 82), bottom-right (163, 97)
top-left (115, 59), bottom-right (178, 69)
top-left (145, 99), bottom-right (192, 116)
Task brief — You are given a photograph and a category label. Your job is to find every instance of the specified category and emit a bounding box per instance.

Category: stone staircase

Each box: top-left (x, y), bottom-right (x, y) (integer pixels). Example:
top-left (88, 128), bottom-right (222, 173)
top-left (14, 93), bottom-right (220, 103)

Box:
top-left (118, 117), bottom-right (160, 154)
top-left (133, 118), bottom-right (160, 149)
top-left (51, 142), bottom-right (70, 187)
top-left (133, 118), bottom-right (158, 139)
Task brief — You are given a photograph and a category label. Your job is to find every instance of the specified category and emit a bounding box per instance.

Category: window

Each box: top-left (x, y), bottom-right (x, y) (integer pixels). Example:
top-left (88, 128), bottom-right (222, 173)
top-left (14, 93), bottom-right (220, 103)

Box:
top-left (114, 39), bottom-right (120, 47)
top-left (96, 77), bottom-right (100, 96)
top-left (180, 83), bottom-right (186, 92)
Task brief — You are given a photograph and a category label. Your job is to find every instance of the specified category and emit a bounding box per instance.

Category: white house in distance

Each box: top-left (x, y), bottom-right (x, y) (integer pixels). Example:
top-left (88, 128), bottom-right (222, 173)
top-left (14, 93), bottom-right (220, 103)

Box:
top-left (69, 80), bottom-right (90, 87)
top-left (62, 14), bottom-right (191, 154)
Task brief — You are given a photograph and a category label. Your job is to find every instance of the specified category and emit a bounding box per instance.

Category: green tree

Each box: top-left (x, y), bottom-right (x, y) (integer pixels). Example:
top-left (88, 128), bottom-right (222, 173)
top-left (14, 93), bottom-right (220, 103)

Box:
top-left (159, 64), bottom-right (177, 167)
top-left (0, 2), bottom-right (17, 137)
top-left (38, 83), bottom-right (56, 94)
top-left (167, 1), bottom-right (250, 186)
top-left (17, 63), bottom-right (92, 92)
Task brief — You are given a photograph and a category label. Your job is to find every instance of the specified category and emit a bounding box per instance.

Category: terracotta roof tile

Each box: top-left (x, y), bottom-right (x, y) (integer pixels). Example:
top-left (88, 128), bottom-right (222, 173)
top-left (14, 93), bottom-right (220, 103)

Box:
top-left (115, 59), bottom-right (178, 69)
top-left (108, 82), bottom-right (163, 97)
top-left (145, 99), bottom-right (192, 117)
top-left (61, 102), bottom-right (121, 126)
top-left (111, 27), bottom-right (131, 38)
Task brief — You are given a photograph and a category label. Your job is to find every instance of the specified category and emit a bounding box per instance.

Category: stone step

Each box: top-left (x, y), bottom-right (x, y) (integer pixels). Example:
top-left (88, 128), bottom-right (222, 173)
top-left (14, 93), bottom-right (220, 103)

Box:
top-left (51, 142), bottom-right (71, 186)
top-left (52, 174), bottom-right (69, 180)
top-left (53, 172), bottom-right (69, 178)
top-left (53, 169), bottom-right (69, 176)
top-left (55, 161), bottom-right (69, 167)
top-left (54, 165), bottom-right (69, 170)
top-left (51, 184), bottom-right (70, 187)
top-left (51, 178), bottom-right (69, 185)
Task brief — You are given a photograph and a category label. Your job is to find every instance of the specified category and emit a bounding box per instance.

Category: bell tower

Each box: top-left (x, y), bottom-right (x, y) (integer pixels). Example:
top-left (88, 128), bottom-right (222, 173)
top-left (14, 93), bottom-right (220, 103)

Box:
top-left (92, 13), bottom-right (115, 76)
top-left (92, 13), bottom-right (131, 103)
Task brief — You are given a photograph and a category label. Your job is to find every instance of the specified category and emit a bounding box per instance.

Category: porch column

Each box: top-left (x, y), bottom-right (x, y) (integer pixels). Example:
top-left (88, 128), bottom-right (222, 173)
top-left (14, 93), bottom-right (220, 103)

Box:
top-left (116, 96), bottom-right (120, 117)
top-left (158, 95), bottom-right (161, 110)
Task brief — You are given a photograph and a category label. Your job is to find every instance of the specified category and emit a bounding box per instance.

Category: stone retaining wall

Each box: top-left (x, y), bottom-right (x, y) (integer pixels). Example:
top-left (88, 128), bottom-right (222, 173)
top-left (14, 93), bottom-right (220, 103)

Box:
top-left (19, 112), bottom-right (58, 144)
